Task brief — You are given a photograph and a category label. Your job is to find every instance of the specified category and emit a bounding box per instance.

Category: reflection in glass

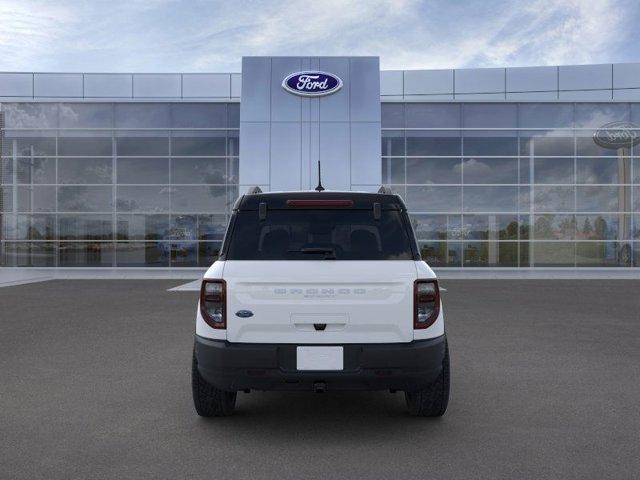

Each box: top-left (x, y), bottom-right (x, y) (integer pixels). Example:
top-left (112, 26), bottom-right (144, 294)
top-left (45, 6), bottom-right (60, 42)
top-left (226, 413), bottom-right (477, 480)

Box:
top-left (116, 186), bottom-right (171, 213)
top-left (576, 186), bottom-right (629, 212)
top-left (3, 136), bottom-right (56, 156)
top-left (406, 132), bottom-right (460, 156)
top-left (534, 186), bottom-right (575, 212)
top-left (462, 157), bottom-right (517, 184)
top-left (576, 242), bottom-right (631, 267)
top-left (381, 131), bottom-right (404, 156)
top-left (58, 186), bottom-right (113, 212)
top-left (532, 242), bottom-right (575, 266)
top-left (198, 242), bottom-right (221, 266)
top-left (574, 103), bottom-right (630, 128)
top-left (116, 136), bottom-right (169, 156)
top-left (59, 214), bottom-right (113, 240)
top-left (381, 158), bottom-right (405, 184)
top-left (575, 214), bottom-right (628, 241)
top-left (171, 186), bottom-right (228, 213)
top-left (463, 136), bottom-right (518, 156)
top-left (463, 186), bottom-right (518, 213)
top-left (58, 158), bottom-right (112, 184)
top-left (407, 158), bottom-right (461, 184)
top-left (381, 104), bottom-right (404, 128)
top-left (16, 215), bottom-right (55, 240)
top-left (411, 214), bottom-right (462, 240)
top-left (463, 242), bottom-right (518, 267)
top-left (518, 104), bottom-right (573, 129)
top-left (170, 103), bottom-right (227, 128)
top-left (17, 186), bottom-right (56, 212)
top-left (16, 157), bottom-right (56, 184)
top-left (116, 158), bottom-right (170, 184)
top-left (2, 104), bottom-right (58, 128)
top-left (534, 158), bottom-right (574, 184)
top-left (419, 241), bottom-right (462, 267)
top-left (116, 214), bottom-right (170, 241)
top-left (114, 104), bottom-right (170, 128)
top-left (406, 186), bottom-right (461, 212)
top-left (519, 135), bottom-right (573, 156)
top-left (462, 215), bottom-right (518, 240)
top-left (533, 214), bottom-right (575, 240)
top-left (576, 157), bottom-right (628, 184)
top-left (58, 137), bottom-right (113, 156)
top-left (58, 103), bottom-right (113, 128)
top-left (171, 135), bottom-right (226, 156)
top-left (59, 242), bottom-right (114, 267)
top-left (406, 104), bottom-right (460, 128)
top-left (115, 242), bottom-right (169, 267)
top-left (2, 242), bottom-right (56, 266)
top-left (171, 158), bottom-right (226, 184)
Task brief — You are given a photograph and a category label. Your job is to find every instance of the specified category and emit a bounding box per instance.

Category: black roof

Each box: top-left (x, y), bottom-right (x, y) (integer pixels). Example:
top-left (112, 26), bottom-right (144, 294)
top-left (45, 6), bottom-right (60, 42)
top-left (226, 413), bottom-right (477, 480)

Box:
top-left (234, 190), bottom-right (407, 211)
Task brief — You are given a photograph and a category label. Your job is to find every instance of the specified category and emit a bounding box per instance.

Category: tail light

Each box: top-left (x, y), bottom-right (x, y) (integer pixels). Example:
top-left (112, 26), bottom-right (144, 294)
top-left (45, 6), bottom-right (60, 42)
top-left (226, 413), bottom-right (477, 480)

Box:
top-left (200, 279), bottom-right (226, 329)
top-left (414, 280), bottom-right (440, 329)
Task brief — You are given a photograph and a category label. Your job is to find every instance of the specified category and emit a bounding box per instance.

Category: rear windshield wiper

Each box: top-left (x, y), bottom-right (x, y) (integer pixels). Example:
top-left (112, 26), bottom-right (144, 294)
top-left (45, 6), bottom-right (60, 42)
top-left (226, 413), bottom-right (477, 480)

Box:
top-left (288, 247), bottom-right (337, 259)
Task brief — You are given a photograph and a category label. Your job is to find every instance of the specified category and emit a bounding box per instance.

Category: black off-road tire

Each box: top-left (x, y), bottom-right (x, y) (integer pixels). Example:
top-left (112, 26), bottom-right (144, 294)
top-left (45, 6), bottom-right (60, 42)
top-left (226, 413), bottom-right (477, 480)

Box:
top-left (192, 351), bottom-right (237, 417)
top-left (405, 340), bottom-right (450, 417)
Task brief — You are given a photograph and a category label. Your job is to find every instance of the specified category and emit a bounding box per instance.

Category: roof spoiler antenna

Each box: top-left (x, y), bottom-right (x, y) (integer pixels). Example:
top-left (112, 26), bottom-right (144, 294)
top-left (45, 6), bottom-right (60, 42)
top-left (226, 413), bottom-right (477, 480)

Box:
top-left (315, 161), bottom-right (325, 192)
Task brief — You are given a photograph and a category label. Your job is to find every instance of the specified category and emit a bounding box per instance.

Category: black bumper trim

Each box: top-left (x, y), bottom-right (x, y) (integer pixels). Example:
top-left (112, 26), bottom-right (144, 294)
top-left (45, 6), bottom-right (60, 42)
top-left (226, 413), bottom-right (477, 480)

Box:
top-left (194, 335), bottom-right (447, 392)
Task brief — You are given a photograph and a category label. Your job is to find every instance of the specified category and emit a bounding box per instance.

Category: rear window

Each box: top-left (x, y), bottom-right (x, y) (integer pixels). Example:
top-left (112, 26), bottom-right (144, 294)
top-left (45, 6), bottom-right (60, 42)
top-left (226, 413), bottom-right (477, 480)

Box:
top-left (225, 210), bottom-right (415, 260)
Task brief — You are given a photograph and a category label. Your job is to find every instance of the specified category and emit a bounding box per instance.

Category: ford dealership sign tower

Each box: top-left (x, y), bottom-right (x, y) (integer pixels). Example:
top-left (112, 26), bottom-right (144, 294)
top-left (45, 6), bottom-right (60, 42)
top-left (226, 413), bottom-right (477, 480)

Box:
top-left (239, 56), bottom-right (381, 192)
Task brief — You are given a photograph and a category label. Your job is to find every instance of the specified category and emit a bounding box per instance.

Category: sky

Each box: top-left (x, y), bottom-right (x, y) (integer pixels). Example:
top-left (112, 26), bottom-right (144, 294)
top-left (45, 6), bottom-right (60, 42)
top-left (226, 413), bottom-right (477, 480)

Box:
top-left (0, 0), bottom-right (638, 73)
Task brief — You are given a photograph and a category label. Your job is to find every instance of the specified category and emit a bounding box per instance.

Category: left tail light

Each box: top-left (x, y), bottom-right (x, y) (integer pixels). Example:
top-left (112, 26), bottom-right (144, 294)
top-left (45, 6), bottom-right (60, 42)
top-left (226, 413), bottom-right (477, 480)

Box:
top-left (414, 279), bottom-right (440, 329)
top-left (200, 279), bottom-right (226, 329)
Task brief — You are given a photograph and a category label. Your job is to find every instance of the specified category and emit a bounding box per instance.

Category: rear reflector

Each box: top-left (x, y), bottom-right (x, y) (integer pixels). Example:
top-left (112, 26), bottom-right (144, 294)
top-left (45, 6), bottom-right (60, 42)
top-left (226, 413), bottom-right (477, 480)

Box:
top-left (286, 199), bottom-right (354, 207)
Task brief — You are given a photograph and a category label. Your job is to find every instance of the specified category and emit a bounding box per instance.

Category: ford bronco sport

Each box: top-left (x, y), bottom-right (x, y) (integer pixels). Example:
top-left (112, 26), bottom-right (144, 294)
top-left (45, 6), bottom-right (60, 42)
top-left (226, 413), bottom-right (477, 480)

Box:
top-left (192, 187), bottom-right (450, 417)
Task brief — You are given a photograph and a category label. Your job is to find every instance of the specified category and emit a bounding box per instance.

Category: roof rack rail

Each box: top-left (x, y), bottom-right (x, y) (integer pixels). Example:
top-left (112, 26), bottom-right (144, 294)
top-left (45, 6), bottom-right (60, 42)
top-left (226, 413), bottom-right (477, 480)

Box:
top-left (247, 186), bottom-right (263, 194)
top-left (377, 185), bottom-right (395, 195)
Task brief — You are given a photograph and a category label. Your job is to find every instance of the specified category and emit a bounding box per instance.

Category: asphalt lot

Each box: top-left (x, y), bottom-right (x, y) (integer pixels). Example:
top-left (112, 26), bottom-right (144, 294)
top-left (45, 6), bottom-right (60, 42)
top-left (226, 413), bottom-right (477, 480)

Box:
top-left (1, 279), bottom-right (639, 480)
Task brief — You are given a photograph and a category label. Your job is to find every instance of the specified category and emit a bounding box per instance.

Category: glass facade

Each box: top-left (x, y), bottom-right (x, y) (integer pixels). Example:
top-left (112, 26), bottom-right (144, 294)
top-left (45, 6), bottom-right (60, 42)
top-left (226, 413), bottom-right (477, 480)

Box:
top-left (382, 103), bottom-right (639, 267)
top-left (0, 102), bottom-right (239, 267)
top-left (1, 100), bottom-right (639, 268)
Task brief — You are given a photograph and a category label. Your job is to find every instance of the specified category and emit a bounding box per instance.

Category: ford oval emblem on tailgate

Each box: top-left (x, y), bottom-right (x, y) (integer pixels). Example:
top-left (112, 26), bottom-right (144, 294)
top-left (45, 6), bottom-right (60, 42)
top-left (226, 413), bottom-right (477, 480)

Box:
top-left (235, 310), bottom-right (254, 318)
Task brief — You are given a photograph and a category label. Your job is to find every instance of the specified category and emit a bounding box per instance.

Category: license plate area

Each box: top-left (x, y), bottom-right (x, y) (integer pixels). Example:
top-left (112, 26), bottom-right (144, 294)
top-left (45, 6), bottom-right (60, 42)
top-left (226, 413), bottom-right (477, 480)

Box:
top-left (296, 346), bottom-right (344, 371)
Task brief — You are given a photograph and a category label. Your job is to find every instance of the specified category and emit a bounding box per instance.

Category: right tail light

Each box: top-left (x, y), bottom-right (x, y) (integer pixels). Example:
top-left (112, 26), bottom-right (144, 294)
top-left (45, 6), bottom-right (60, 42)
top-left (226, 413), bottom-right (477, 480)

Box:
top-left (414, 280), bottom-right (440, 329)
top-left (200, 279), bottom-right (226, 329)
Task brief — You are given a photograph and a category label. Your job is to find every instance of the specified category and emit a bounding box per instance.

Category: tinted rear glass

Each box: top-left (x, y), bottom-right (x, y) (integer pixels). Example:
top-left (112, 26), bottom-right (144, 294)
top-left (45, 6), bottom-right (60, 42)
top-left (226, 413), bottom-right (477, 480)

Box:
top-left (226, 210), bottom-right (415, 260)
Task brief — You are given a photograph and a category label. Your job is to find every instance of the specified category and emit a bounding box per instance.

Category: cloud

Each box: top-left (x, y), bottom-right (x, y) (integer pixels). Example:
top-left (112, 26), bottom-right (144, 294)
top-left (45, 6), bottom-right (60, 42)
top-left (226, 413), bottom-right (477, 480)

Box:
top-left (0, 0), bottom-right (637, 72)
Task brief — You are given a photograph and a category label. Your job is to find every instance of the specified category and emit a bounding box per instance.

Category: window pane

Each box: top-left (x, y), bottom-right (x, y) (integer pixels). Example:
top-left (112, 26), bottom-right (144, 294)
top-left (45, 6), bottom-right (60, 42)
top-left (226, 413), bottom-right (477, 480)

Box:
top-left (114, 104), bottom-right (170, 128)
top-left (406, 186), bottom-right (462, 213)
top-left (634, 215), bottom-right (640, 240)
top-left (381, 157), bottom-right (405, 184)
top-left (2, 104), bottom-right (58, 128)
top-left (462, 157), bottom-right (517, 184)
top-left (534, 158), bottom-right (574, 184)
top-left (227, 130), bottom-right (239, 157)
top-left (406, 104), bottom-right (460, 128)
top-left (16, 157), bottom-right (56, 184)
top-left (17, 186), bottom-right (56, 212)
top-left (576, 214), bottom-right (629, 241)
top-left (171, 158), bottom-right (227, 184)
top-left (576, 157), bottom-right (629, 184)
top-left (462, 215), bottom-right (518, 240)
top-left (58, 137), bottom-right (113, 156)
top-left (171, 103), bottom-right (227, 128)
top-left (574, 103), bottom-right (630, 128)
top-left (464, 104), bottom-right (516, 128)
top-left (411, 214), bottom-right (462, 240)
top-left (576, 135), bottom-right (625, 156)
top-left (116, 136), bottom-right (169, 156)
top-left (1, 186), bottom-right (12, 211)
top-left (576, 242), bottom-right (631, 267)
top-left (59, 214), bottom-right (113, 240)
top-left (58, 158), bottom-right (112, 184)
top-left (533, 214), bottom-right (575, 240)
top-left (58, 186), bottom-right (113, 212)
top-left (576, 186), bottom-right (630, 212)
top-left (169, 241), bottom-right (198, 266)
top-left (633, 158), bottom-right (640, 183)
top-left (381, 131), bottom-right (404, 156)
top-left (1, 157), bottom-right (12, 183)
top-left (116, 214), bottom-right (170, 241)
top-left (228, 157), bottom-right (238, 184)
top-left (116, 186), bottom-right (170, 212)
top-left (59, 242), bottom-right (114, 267)
top-left (3, 136), bottom-right (56, 156)
top-left (171, 134), bottom-right (226, 156)
top-left (115, 242), bottom-right (169, 267)
top-left (406, 158), bottom-right (461, 184)
top-left (463, 242), bottom-right (518, 267)
top-left (532, 242), bottom-right (575, 266)
top-left (59, 103), bottom-right (113, 128)
top-left (406, 132), bottom-right (461, 156)
top-left (463, 186), bottom-right (518, 212)
top-left (533, 186), bottom-right (575, 212)
top-left (197, 214), bottom-right (227, 241)
top-left (518, 104), bottom-right (573, 129)
top-left (228, 104), bottom-right (240, 127)
top-left (464, 135), bottom-right (518, 156)
top-left (171, 186), bottom-right (229, 213)
top-left (519, 134), bottom-right (574, 156)
top-left (2, 242), bottom-right (56, 267)
top-left (419, 241), bottom-right (462, 267)
top-left (381, 103), bottom-right (404, 128)
top-left (116, 158), bottom-right (169, 184)
top-left (15, 214), bottom-right (55, 240)
top-left (198, 242), bottom-right (221, 266)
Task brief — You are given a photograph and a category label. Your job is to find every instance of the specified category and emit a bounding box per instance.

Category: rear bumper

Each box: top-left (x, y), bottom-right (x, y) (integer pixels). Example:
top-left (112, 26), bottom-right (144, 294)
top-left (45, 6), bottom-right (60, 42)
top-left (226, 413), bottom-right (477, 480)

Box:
top-left (194, 334), bottom-right (447, 392)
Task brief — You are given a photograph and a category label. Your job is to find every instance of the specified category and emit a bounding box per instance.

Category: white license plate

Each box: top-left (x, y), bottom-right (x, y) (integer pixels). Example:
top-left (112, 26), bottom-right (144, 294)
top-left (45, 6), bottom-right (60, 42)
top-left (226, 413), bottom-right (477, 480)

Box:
top-left (296, 346), bottom-right (344, 371)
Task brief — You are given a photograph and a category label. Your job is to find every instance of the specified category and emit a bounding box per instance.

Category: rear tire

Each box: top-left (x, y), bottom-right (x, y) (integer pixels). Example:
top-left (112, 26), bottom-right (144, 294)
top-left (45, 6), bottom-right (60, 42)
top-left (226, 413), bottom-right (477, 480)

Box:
top-left (405, 340), bottom-right (450, 417)
top-left (192, 350), bottom-right (237, 417)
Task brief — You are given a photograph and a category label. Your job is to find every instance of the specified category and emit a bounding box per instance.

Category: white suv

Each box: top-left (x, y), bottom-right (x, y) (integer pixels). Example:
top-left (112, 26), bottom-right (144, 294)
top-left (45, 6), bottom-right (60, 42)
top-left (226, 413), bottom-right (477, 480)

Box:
top-left (192, 188), bottom-right (450, 417)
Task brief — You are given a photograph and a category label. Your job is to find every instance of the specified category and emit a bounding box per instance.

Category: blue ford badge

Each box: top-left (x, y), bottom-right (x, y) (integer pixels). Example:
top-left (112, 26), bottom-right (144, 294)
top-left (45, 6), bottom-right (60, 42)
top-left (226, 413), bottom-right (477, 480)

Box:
top-left (282, 71), bottom-right (343, 97)
top-left (235, 310), bottom-right (254, 318)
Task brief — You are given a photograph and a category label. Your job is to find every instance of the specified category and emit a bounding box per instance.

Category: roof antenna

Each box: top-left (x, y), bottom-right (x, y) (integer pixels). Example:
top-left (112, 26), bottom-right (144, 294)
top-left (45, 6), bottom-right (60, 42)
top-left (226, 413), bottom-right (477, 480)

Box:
top-left (315, 160), bottom-right (325, 192)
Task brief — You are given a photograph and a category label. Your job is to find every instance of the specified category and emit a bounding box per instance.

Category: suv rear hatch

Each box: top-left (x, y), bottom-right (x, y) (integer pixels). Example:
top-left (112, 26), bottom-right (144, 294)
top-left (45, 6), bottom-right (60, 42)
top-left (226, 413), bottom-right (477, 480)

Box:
top-left (221, 193), bottom-right (419, 344)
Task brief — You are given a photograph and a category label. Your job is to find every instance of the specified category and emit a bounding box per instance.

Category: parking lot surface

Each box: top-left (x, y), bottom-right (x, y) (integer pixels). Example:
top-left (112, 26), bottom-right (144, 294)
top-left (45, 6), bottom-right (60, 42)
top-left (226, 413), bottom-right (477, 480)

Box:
top-left (1, 279), bottom-right (639, 480)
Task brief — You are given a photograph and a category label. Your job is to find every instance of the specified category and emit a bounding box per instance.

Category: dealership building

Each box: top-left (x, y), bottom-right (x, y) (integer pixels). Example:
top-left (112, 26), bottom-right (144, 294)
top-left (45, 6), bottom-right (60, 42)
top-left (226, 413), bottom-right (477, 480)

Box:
top-left (1, 56), bottom-right (639, 270)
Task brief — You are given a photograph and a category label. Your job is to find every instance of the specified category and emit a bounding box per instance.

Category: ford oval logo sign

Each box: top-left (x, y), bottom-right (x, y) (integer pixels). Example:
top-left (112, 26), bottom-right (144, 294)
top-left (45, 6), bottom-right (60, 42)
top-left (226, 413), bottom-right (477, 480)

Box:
top-left (235, 310), bottom-right (253, 318)
top-left (282, 71), bottom-right (343, 97)
top-left (593, 121), bottom-right (640, 149)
